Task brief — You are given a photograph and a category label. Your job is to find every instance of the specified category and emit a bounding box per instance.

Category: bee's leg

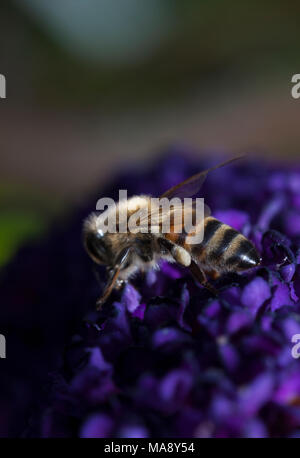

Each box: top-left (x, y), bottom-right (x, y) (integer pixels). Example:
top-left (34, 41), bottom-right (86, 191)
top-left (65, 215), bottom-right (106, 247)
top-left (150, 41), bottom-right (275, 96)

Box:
top-left (204, 269), bottom-right (220, 281)
top-left (158, 238), bottom-right (191, 266)
top-left (115, 278), bottom-right (127, 290)
top-left (96, 247), bottom-right (131, 311)
top-left (105, 266), bottom-right (125, 289)
top-left (172, 246), bottom-right (191, 266)
top-left (189, 260), bottom-right (218, 296)
top-left (104, 266), bottom-right (125, 290)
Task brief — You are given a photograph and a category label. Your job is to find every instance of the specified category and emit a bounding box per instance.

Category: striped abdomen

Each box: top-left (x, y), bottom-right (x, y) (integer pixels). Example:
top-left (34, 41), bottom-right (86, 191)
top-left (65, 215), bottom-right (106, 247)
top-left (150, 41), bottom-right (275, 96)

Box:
top-left (165, 216), bottom-right (260, 273)
top-left (190, 217), bottom-right (260, 272)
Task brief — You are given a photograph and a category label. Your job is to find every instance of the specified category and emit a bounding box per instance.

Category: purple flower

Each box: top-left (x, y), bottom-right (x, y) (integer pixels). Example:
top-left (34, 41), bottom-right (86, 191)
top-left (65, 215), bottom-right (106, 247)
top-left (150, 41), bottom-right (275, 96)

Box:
top-left (0, 148), bottom-right (300, 438)
top-left (241, 277), bottom-right (271, 315)
top-left (80, 414), bottom-right (114, 438)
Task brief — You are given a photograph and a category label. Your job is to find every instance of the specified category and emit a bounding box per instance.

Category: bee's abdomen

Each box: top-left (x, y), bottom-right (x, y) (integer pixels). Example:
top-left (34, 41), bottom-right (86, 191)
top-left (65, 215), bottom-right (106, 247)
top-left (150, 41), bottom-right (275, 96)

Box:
top-left (192, 217), bottom-right (260, 272)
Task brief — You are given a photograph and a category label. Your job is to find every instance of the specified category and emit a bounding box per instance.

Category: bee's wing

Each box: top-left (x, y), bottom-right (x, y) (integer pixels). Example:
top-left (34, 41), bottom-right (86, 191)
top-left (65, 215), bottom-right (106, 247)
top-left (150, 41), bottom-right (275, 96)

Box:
top-left (131, 156), bottom-right (243, 234)
top-left (135, 200), bottom-right (211, 234)
top-left (160, 155), bottom-right (244, 199)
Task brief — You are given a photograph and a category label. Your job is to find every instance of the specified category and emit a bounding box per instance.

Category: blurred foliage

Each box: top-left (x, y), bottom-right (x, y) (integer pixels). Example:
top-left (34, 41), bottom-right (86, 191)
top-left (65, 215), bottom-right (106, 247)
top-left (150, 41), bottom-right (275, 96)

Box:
top-left (0, 210), bottom-right (44, 266)
top-left (2, 0), bottom-right (300, 108)
top-left (0, 184), bottom-right (64, 267)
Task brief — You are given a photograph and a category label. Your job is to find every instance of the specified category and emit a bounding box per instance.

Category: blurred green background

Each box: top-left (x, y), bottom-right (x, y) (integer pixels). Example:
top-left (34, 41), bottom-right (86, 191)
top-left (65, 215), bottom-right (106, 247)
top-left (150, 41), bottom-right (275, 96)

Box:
top-left (0, 0), bottom-right (300, 266)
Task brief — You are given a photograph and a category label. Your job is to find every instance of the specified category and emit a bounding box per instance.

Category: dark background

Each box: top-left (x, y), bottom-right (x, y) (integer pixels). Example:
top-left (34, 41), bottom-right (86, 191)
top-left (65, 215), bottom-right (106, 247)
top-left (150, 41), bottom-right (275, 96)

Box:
top-left (0, 0), bottom-right (300, 266)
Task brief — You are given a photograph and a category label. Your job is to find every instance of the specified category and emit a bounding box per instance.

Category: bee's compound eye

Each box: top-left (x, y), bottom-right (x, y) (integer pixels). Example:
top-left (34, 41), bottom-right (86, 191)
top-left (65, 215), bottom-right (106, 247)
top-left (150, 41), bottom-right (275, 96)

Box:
top-left (84, 232), bottom-right (107, 264)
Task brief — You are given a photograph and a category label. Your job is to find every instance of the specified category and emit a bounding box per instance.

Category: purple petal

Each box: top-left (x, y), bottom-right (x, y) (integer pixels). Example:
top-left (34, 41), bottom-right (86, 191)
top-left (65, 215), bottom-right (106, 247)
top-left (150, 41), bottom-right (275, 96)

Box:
top-left (218, 340), bottom-right (240, 372)
top-left (285, 211), bottom-right (300, 238)
top-left (152, 327), bottom-right (187, 348)
top-left (243, 419), bottom-right (268, 438)
top-left (122, 283), bottom-right (141, 313)
top-left (257, 194), bottom-right (284, 231)
top-left (80, 414), bottom-right (114, 438)
top-left (280, 263), bottom-right (295, 282)
top-left (238, 373), bottom-right (274, 416)
top-left (177, 284), bottom-right (191, 331)
top-left (213, 209), bottom-right (249, 232)
top-left (88, 347), bottom-right (112, 372)
top-left (226, 310), bottom-right (252, 334)
top-left (273, 371), bottom-right (300, 404)
top-left (117, 425), bottom-right (149, 438)
top-left (270, 283), bottom-right (294, 311)
top-left (241, 277), bottom-right (271, 315)
top-left (159, 370), bottom-right (193, 407)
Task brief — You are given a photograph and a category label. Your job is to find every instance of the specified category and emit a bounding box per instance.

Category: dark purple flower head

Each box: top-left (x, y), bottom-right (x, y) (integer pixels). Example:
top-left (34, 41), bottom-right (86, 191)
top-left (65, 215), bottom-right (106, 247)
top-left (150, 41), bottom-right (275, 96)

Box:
top-left (0, 148), bottom-right (300, 438)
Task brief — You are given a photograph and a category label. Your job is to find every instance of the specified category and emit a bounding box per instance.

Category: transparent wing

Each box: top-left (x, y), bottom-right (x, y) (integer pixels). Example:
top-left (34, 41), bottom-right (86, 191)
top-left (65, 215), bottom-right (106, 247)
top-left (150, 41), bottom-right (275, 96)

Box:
top-left (128, 156), bottom-right (243, 235)
top-left (160, 155), bottom-right (244, 199)
top-left (131, 200), bottom-right (211, 234)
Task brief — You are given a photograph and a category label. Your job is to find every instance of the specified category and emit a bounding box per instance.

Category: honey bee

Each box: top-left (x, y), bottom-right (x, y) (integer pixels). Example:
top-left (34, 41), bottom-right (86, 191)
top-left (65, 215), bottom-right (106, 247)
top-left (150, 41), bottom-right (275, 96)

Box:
top-left (83, 157), bottom-right (261, 309)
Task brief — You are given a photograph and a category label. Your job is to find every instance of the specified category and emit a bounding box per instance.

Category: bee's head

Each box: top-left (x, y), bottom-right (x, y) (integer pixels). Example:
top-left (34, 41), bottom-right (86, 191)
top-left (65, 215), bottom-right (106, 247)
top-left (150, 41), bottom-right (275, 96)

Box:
top-left (83, 214), bottom-right (110, 265)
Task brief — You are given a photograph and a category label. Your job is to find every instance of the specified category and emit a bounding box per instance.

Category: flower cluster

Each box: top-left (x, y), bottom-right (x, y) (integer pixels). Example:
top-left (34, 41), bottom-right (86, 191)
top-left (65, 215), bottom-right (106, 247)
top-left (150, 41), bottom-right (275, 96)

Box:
top-left (0, 149), bottom-right (300, 437)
